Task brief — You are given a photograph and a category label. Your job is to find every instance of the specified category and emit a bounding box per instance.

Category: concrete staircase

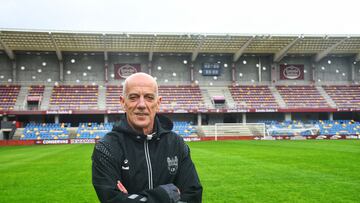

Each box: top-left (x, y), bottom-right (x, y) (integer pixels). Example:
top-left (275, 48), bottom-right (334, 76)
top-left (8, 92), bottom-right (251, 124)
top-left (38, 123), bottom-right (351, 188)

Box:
top-left (206, 86), bottom-right (224, 108)
top-left (316, 86), bottom-right (337, 108)
top-left (269, 86), bottom-right (286, 108)
top-left (199, 125), bottom-right (216, 137)
top-left (12, 128), bottom-right (24, 140)
top-left (223, 88), bottom-right (236, 109)
top-left (200, 88), bottom-right (214, 109)
top-left (14, 86), bottom-right (29, 110)
top-left (40, 86), bottom-right (53, 110)
top-left (98, 86), bottom-right (107, 110)
top-left (201, 86), bottom-right (236, 109)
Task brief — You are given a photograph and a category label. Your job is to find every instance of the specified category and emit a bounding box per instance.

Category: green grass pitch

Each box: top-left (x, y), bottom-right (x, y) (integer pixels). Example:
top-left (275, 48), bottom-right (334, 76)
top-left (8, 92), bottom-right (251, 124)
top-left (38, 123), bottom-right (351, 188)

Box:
top-left (1, 140), bottom-right (360, 202)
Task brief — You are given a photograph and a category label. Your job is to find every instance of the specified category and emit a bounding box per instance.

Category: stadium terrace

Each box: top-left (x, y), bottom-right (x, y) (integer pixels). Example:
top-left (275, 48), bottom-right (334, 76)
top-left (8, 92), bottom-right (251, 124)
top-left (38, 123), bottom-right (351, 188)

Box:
top-left (0, 29), bottom-right (360, 143)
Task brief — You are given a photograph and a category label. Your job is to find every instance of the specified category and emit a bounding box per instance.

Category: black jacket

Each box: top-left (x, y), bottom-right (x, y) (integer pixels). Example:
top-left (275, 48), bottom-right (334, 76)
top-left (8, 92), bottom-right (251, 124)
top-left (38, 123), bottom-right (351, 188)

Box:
top-left (92, 114), bottom-right (202, 203)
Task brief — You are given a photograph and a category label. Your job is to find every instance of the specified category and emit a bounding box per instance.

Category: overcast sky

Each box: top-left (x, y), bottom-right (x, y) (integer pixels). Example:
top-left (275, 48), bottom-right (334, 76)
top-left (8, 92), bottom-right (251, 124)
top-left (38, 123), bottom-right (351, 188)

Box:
top-left (1, 0), bottom-right (359, 35)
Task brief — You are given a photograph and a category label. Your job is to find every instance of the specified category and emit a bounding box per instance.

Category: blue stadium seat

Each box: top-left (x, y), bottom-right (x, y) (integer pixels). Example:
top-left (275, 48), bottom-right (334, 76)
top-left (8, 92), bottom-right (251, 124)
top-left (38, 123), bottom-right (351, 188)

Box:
top-left (262, 120), bottom-right (360, 137)
top-left (76, 122), bottom-right (113, 139)
top-left (173, 121), bottom-right (196, 137)
top-left (21, 123), bottom-right (70, 140)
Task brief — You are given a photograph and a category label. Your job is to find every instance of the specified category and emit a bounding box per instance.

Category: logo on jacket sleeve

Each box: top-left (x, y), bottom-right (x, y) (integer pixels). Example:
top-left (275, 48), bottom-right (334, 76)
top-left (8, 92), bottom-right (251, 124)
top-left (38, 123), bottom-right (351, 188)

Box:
top-left (122, 159), bottom-right (130, 170)
top-left (167, 156), bottom-right (178, 175)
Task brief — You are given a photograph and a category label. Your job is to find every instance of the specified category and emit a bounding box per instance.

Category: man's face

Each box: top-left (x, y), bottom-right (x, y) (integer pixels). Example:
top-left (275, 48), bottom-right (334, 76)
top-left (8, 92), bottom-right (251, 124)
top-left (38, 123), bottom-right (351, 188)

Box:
top-left (120, 77), bottom-right (161, 134)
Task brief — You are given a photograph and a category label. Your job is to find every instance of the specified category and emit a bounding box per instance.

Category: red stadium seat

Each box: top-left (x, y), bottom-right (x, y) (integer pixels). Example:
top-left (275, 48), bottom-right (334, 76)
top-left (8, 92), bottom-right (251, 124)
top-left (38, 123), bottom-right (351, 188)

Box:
top-left (49, 85), bottom-right (99, 110)
top-left (276, 85), bottom-right (329, 108)
top-left (228, 85), bottom-right (279, 109)
top-left (323, 85), bottom-right (360, 109)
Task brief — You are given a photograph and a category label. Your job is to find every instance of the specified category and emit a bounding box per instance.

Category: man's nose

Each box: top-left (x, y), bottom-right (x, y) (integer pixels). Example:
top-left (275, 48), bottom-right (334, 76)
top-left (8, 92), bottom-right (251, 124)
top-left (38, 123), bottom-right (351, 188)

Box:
top-left (137, 96), bottom-right (146, 108)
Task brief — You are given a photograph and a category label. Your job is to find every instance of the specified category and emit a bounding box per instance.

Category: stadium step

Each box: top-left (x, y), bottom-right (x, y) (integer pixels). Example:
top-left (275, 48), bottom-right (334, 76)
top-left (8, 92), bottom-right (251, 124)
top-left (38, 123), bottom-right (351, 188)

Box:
top-left (269, 86), bottom-right (286, 108)
top-left (200, 123), bottom-right (265, 137)
top-left (98, 86), bottom-right (106, 110)
top-left (316, 86), bottom-right (337, 108)
top-left (201, 86), bottom-right (235, 109)
top-left (223, 88), bottom-right (236, 109)
top-left (13, 128), bottom-right (24, 140)
top-left (200, 88), bottom-right (215, 109)
top-left (40, 86), bottom-right (53, 110)
top-left (200, 125), bottom-right (216, 137)
top-left (14, 86), bottom-right (28, 110)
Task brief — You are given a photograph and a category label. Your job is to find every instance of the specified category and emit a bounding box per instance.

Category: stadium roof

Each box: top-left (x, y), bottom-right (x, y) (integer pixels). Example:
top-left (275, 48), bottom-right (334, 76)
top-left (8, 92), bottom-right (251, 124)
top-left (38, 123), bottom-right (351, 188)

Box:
top-left (0, 29), bottom-right (360, 62)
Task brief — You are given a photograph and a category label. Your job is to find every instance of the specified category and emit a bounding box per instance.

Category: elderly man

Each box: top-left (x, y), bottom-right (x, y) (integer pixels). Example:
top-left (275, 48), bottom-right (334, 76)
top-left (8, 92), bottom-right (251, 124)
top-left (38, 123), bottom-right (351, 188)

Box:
top-left (92, 73), bottom-right (202, 203)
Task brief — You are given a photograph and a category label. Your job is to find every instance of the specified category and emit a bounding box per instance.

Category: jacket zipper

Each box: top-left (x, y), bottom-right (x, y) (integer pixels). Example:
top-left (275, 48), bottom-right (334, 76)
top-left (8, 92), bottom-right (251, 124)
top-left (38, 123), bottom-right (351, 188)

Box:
top-left (144, 140), bottom-right (153, 189)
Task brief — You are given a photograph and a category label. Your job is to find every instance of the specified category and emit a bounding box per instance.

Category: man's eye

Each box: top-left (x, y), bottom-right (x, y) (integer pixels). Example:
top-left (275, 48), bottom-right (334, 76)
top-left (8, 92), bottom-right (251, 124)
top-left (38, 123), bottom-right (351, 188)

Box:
top-left (145, 96), bottom-right (154, 100)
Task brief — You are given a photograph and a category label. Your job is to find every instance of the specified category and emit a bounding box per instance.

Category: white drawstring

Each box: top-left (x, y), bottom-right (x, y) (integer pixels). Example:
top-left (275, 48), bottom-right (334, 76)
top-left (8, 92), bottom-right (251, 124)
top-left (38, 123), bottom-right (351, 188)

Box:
top-left (146, 132), bottom-right (156, 140)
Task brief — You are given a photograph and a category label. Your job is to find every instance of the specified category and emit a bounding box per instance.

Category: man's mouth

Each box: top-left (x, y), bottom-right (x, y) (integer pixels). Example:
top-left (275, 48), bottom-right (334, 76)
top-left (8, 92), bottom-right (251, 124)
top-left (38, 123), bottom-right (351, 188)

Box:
top-left (135, 112), bottom-right (148, 116)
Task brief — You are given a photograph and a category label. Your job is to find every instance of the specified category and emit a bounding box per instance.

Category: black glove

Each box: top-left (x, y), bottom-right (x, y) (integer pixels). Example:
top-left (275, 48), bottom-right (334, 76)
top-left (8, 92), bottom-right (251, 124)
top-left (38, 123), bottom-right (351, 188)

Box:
top-left (159, 183), bottom-right (181, 203)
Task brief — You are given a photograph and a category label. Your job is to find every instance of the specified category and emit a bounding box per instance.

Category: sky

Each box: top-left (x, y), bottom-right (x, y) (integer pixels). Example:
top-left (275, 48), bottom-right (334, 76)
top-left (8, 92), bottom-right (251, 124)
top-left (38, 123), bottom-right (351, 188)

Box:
top-left (1, 0), bottom-right (360, 35)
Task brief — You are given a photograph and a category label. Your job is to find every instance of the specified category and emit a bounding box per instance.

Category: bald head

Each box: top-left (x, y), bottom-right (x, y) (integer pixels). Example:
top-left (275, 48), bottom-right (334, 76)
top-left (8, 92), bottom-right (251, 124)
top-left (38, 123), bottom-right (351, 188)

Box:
top-left (120, 72), bottom-right (161, 135)
top-left (123, 72), bottom-right (158, 97)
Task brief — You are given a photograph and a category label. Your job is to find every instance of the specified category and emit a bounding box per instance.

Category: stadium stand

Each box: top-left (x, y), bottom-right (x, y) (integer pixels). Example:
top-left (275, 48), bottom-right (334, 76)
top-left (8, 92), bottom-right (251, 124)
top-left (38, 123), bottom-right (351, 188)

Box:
top-left (263, 120), bottom-right (360, 137)
top-left (263, 120), bottom-right (319, 136)
top-left (106, 85), bottom-right (123, 110)
top-left (159, 85), bottom-right (206, 112)
top-left (16, 121), bottom-right (198, 140)
top-left (276, 85), bottom-right (329, 108)
top-left (105, 85), bottom-right (206, 112)
top-left (21, 123), bottom-right (70, 140)
top-left (173, 121), bottom-right (196, 137)
top-left (76, 122), bottom-right (113, 139)
top-left (28, 85), bottom-right (45, 97)
top-left (317, 120), bottom-right (360, 136)
top-left (1, 30), bottom-right (360, 141)
top-left (228, 85), bottom-right (279, 109)
top-left (322, 85), bottom-right (360, 109)
top-left (0, 85), bottom-right (20, 111)
top-left (49, 85), bottom-right (98, 110)
top-left (26, 85), bottom-right (45, 110)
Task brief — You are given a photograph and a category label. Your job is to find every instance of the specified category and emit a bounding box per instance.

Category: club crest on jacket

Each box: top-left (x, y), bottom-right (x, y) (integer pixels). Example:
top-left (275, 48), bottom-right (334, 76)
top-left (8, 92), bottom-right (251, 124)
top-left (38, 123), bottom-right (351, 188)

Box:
top-left (167, 156), bottom-right (178, 175)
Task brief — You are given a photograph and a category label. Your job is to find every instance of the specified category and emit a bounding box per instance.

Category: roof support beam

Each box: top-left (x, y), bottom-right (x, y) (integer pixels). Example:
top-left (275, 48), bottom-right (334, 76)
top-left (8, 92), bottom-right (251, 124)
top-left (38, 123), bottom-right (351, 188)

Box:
top-left (102, 34), bottom-right (109, 83)
top-left (0, 33), bottom-right (15, 60)
top-left (314, 37), bottom-right (348, 62)
top-left (232, 36), bottom-right (254, 62)
top-left (191, 35), bottom-right (206, 62)
top-left (49, 32), bottom-right (62, 61)
top-left (149, 35), bottom-right (157, 62)
top-left (273, 37), bottom-right (302, 62)
top-left (149, 52), bottom-right (153, 62)
top-left (101, 34), bottom-right (108, 61)
top-left (355, 53), bottom-right (360, 62)
top-left (104, 51), bottom-right (108, 61)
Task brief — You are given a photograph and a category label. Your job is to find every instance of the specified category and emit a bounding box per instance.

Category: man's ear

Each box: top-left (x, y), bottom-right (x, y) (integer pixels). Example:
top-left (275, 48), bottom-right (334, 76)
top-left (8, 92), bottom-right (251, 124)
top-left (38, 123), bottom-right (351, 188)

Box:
top-left (120, 95), bottom-right (125, 106)
top-left (157, 96), bottom-right (162, 105)
top-left (156, 96), bottom-right (162, 111)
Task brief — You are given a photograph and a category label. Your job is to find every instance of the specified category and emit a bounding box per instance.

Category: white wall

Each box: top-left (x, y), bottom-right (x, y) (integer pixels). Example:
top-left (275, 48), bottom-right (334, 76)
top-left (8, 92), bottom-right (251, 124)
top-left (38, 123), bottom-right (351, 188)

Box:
top-left (152, 54), bottom-right (190, 84)
top-left (63, 53), bottom-right (104, 83)
top-left (315, 57), bottom-right (351, 83)
top-left (16, 53), bottom-right (59, 83)
top-left (1, 52), bottom-right (356, 85)
top-left (353, 61), bottom-right (360, 82)
top-left (0, 54), bottom-right (12, 82)
top-left (236, 55), bottom-right (272, 83)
